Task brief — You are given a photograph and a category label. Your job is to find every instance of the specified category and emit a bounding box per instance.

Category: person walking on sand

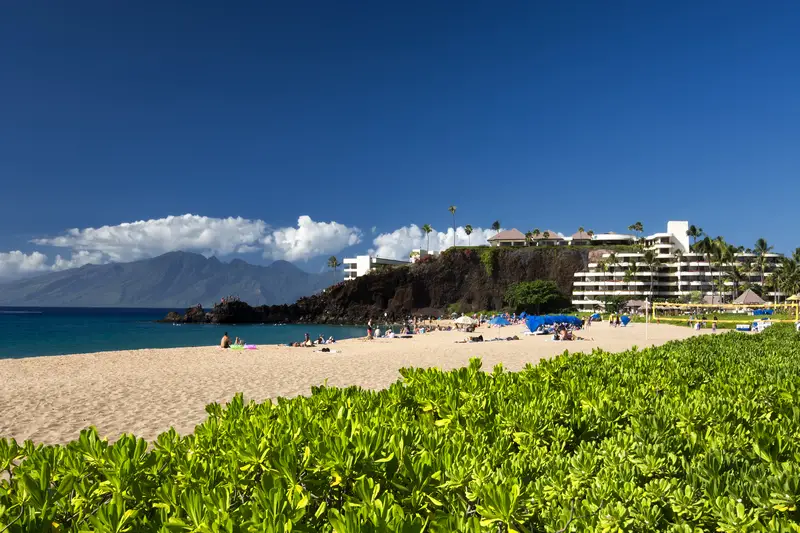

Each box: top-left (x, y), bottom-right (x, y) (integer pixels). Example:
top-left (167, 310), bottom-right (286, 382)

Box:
top-left (220, 332), bottom-right (231, 348)
top-left (367, 320), bottom-right (374, 339)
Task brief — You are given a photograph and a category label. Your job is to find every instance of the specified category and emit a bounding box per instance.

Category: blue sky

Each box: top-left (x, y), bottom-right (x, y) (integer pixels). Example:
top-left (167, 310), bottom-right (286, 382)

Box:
top-left (1, 1), bottom-right (799, 277)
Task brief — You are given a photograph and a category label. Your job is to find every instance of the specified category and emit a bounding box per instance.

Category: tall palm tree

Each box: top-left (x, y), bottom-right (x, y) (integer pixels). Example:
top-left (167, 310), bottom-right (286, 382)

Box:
top-left (625, 260), bottom-right (640, 296)
top-left (327, 256), bottom-right (341, 284)
top-left (421, 224), bottom-right (433, 252)
top-left (673, 249), bottom-right (684, 295)
top-left (448, 206), bottom-right (457, 248)
top-left (524, 231), bottom-right (533, 246)
top-left (606, 252), bottom-right (619, 287)
top-left (464, 224), bottom-right (473, 246)
top-left (542, 231), bottom-right (551, 242)
top-left (694, 236), bottom-right (715, 302)
top-left (777, 258), bottom-right (800, 301)
top-left (754, 237), bottom-right (773, 289)
top-left (491, 220), bottom-right (501, 235)
top-left (578, 226), bottom-right (585, 234)
top-left (727, 263), bottom-right (747, 301)
top-left (686, 225), bottom-right (704, 249)
top-left (628, 221), bottom-right (644, 237)
top-left (710, 237), bottom-right (729, 302)
top-left (642, 249), bottom-right (659, 299)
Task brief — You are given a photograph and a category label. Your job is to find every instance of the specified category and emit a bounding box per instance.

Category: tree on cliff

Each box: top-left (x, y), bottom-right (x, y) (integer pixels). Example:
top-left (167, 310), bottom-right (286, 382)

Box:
top-left (327, 256), bottom-right (341, 284)
top-left (422, 224), bottom-right (433, 252)
top-left (464, 224), bottom-right (473, 245)
top-left (448, 205), bottom-right (457, 249)
top-left (504, 280), bottom-right (566, 314)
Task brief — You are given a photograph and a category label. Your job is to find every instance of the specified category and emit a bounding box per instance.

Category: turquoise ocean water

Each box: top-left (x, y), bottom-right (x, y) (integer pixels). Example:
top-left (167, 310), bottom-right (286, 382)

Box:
top-left (0, 307), bottom-right (365, 359)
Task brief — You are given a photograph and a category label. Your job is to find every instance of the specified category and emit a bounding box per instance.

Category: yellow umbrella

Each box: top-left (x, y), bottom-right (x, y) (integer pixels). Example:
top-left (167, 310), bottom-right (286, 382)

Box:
top-left (787, 294), bottom-right (800, 302)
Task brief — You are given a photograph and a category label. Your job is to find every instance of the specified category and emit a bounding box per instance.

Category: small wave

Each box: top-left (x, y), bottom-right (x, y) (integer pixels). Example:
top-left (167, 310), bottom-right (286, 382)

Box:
top-left (0, 310), bottom-right (43, 315)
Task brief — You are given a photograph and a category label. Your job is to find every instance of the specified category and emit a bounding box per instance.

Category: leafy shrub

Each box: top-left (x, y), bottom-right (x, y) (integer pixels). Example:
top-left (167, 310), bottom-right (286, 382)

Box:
top-left (3, 328), bottom-right (800, 531)
top-left (504, 280), bottom-right (567, 314)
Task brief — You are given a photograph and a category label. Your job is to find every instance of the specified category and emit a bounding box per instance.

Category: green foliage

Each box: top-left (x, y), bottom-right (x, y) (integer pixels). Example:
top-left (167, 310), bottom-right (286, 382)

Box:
top-left (504, 280), bottom-right (565, 314)
top-left (4, 329), bottom-right (800, 531)
top-left (602, 295), bottom-right (629, 314)
top-left (480, 248), bottom-right (497, 276)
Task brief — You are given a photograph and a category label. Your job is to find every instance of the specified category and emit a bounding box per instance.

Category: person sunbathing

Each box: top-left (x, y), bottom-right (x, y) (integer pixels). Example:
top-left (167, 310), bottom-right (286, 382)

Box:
top-left (220, 332), bottom-right (231, 348)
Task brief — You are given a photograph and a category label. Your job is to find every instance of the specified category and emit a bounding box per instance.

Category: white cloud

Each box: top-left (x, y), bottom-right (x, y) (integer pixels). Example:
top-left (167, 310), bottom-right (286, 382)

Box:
top-left (370, 224), bottom-right (497, 260)
top-left (261, 216), bottom-right (362, 262)
top-left (33, 214), bottom-right (271, 263)
top-left (0, 251), bottom-right (50, 280)
top-left (0, 214), bottom-right (362, 281)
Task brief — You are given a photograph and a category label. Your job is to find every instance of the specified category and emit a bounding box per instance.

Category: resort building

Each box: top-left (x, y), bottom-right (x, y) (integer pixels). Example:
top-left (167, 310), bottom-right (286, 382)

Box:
top-left (342, 255), bottom-right (410, 280)
top-left (487, 227), bottom-right (636, 247)
top-left (571, 220), bottom-right (785, 311)
top-left (487, 229), bottom-right (527, 247)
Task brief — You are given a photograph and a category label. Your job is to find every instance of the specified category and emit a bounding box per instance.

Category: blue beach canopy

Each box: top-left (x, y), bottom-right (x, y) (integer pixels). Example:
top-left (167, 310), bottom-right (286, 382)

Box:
top-left (620, 315), bottom-right (631, 326)
top-left (590, 313), bottom-right (601, 320)
top-left (525, 314), bottom-right (582, 331)
top-left (489, 316), bottom-right (511, 326)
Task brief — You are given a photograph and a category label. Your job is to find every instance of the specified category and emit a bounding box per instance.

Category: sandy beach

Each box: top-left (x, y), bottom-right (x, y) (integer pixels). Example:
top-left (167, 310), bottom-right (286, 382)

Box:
top-left (0, 322), bottom-right (708, 445)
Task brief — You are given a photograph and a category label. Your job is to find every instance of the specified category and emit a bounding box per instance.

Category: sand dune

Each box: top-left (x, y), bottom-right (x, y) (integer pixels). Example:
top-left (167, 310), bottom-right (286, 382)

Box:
top-left (0, 322), bottom-right (707, 444)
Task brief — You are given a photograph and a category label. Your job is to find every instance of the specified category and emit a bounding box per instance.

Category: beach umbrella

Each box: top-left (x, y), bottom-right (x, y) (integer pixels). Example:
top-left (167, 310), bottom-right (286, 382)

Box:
top-left (590, 313), bottom-right (601, 320)
top-left (620, 315), bottom-right (631, 326)
top-left (489, 316), bottom-right (511, 326)
top-left (454, 315), bottom-right (477, 325)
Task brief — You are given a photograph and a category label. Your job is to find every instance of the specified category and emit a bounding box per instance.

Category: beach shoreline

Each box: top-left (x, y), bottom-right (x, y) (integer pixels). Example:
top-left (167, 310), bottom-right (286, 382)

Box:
top-left (0, 323), bottom-right (710, 445)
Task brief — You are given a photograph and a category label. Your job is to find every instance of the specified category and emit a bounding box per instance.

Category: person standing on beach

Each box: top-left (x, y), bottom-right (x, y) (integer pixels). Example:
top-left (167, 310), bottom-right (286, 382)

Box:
top-left (367, 319), bottom-right (374, 339)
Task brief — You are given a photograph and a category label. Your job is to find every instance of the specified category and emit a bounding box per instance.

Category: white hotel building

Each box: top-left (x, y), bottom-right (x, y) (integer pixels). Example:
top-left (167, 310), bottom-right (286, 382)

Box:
top-left (571, 221), bottom-right (784, 311)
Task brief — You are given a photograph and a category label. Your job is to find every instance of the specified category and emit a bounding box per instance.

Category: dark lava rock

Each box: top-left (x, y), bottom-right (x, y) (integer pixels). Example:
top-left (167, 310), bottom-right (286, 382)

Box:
top-left (162, 246), bottom-right (612, 325)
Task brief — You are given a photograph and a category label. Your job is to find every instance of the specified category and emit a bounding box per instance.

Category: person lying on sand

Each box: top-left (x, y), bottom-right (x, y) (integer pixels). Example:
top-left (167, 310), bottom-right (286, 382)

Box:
top-left (220, 332), bottom-right (231, 349)
top-left (303, 333), bottom-right (314, 347)
top-left (317, 334), bottom-right (325, 344)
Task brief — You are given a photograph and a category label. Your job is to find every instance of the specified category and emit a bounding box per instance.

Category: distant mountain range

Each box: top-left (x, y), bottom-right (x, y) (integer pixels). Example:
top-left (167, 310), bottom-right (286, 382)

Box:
top-left (0, 251), bottom-right (334, 307)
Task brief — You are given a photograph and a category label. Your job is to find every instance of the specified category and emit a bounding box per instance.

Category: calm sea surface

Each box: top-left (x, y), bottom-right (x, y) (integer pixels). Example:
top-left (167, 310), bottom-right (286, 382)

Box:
top-left (0, 307), bottom-right (366, 359)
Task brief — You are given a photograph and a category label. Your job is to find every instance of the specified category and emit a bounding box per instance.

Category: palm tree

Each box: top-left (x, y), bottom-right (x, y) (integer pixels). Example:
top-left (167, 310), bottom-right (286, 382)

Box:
top-left (578, 226), bottom-right (585, 234)
top-left (464, 224), bottom-right (473, 246)
top-left (327, 256), bottom-right (341, 284)
top-left (777, 258), bottom-right (800, 302)
top-left (642, 249), bottom-right (659, 299)
top-left (710, 237), bottom-right (729, 302)
top-left (524, 231), bottom-right (533, 246)
top-left (542, 231), bottom-right (551, 242)
top-left (686, 225), bottom-right (704, 249)
top-left (532, 228), bottom-right (541, 246)
top-left (673, 249), bottom-right (684, 295)
top-left (628, 221), bottom-right (644, 238)
top-left (491, 220), bottom-right (501, 235)
top-left (625, 260), bottom-right (640, 296)
top-left (606, 252), bottom-right (618, 283)
top-left (793, 247), bottom-right (800, 264)
top-left (754, 238), bottom-right (773, 289)
top-left (727, 262), bottom-right (747, 301)
top-left (421, 224), bottom-right (433, 252)
top-left (694, 236), bottom-right (713, 302)
top-left (448, 206), bottom-right (457, 248)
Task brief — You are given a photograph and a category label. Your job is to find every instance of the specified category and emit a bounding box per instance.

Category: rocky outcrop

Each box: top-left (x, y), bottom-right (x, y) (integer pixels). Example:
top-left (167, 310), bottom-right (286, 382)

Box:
top-left (163, 246), bottom-right (610, 324)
